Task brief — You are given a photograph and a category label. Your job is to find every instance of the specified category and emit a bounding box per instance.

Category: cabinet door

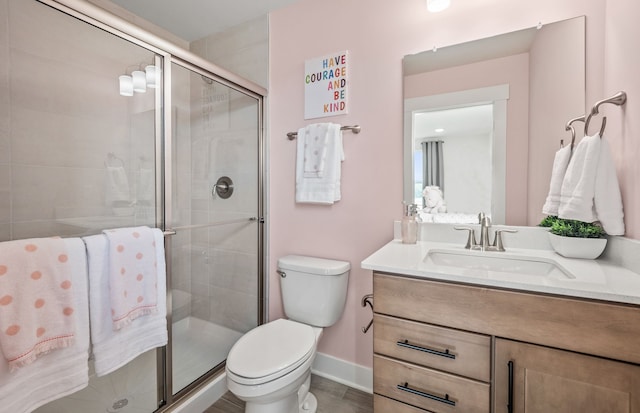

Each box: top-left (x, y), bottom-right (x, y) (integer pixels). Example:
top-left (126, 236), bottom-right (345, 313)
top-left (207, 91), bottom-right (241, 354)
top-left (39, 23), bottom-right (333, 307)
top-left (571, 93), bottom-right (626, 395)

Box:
top-left (495, 339), bottom-right (640, 413)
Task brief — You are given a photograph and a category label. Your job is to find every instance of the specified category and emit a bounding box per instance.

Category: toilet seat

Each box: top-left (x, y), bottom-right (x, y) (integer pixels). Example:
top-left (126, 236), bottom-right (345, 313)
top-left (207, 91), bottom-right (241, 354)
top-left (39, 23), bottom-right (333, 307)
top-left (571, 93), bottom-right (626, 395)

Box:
top-left (226, 319), bottom-right (316, 386)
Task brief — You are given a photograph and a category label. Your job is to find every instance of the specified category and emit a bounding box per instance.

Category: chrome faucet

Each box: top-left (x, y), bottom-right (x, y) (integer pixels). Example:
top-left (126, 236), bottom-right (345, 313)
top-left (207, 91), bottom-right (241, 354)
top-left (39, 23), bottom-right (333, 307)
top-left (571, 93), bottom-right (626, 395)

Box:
top-left (478, 212), bottom-right (491, 251)
top-left (454, 212), bottom-right (517, 252)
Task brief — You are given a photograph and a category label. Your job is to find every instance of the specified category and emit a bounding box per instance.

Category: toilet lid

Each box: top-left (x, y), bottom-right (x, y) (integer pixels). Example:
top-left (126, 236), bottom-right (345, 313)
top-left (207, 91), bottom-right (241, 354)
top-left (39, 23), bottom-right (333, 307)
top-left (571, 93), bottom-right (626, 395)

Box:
top-left (227, 319), bottom-right (316, 381)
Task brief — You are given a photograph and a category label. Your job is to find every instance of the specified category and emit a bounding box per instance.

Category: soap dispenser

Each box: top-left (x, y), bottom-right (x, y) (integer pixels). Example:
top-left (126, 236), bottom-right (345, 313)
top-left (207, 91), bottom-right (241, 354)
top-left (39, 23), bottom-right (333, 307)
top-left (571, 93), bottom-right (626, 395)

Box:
top-left (401, 203), bottom-right (420, 244)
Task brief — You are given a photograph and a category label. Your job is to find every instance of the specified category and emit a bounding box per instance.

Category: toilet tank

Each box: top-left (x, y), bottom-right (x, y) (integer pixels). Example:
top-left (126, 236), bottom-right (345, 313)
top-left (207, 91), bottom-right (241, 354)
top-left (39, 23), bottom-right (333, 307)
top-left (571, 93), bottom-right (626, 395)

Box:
top-left (278, 255), bottom-right (350, 327)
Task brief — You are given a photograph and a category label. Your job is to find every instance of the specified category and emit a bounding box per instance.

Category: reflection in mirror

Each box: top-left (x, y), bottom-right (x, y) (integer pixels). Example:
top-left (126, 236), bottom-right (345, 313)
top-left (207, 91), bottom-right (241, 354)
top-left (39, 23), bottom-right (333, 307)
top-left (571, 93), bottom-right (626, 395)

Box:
top-left (403, 16), bottom-right (585, 225)
top-left (414, 105), bottom-right (493, 218)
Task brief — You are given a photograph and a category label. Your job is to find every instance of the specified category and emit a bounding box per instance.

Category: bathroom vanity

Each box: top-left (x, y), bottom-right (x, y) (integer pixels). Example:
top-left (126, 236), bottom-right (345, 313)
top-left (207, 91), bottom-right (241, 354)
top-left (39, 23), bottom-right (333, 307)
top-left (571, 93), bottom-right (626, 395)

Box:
top-left (363, 230), bottom-right (640, 413)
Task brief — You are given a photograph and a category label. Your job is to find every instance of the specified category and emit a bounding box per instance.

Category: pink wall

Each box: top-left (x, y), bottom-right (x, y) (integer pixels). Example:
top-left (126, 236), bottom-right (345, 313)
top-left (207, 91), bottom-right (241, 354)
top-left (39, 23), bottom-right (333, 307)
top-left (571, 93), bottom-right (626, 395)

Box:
top-left (269, 0), bottom-right (639, 370)
top-left (527, 17), bottom-right (586, 226)
top-left (604, 0), bottom-right (640, 239)
top-left (404, 53), bottom-right (530, 225)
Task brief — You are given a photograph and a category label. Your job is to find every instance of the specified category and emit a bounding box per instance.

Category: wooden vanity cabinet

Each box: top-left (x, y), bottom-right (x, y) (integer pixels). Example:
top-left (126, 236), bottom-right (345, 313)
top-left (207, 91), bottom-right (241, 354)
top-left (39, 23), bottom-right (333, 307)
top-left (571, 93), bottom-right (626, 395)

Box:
top-left (494, 339), bottom-right (640, 413)
top-left (372, 272), bottom-right (640, 413)
top-left (373, 275), bottom-right (492, 413)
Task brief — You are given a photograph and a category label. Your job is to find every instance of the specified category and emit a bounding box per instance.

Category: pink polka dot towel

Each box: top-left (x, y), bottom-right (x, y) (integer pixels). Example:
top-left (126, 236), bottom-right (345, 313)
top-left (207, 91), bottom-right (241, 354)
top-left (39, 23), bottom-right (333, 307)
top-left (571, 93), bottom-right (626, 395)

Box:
top-left (0, 237), bottom-right (76, 371)
top-left (103, 227), bottom-right (159, 331)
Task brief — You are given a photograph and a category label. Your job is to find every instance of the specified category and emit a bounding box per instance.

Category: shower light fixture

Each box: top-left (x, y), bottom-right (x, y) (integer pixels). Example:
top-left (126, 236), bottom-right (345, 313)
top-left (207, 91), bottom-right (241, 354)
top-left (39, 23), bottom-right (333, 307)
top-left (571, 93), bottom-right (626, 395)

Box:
top-left (119, 75), bottom-right (134, 96)
top-left (132, 70), bottom-right (147, 93)
top-left (145, 65), bottom-right (159, 89)
top-left (427, 0), bottom-right (450, 12)
top-left (120, 62), bottom-right (159, 96)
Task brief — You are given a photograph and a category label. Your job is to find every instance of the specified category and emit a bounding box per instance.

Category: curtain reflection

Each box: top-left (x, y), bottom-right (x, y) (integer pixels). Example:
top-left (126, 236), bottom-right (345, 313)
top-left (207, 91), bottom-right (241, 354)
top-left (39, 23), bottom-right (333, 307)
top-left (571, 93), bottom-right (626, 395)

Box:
top-left (421, 140), bottom-right (445, 202)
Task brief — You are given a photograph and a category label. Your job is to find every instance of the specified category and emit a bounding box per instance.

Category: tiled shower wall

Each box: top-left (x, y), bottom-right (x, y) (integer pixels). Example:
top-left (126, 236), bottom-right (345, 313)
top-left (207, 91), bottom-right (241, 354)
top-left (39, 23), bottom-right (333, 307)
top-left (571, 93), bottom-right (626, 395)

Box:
top-left (0, 0), bottom-right (156, 243)
top-left (170, 16), bottom-right (267, 333)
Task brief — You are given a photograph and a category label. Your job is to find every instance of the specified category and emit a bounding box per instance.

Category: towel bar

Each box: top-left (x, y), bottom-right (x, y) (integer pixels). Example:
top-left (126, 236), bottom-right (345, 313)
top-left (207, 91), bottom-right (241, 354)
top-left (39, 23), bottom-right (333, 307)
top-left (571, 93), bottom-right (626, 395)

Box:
top-left (287, 125), bottom-right (361, 140)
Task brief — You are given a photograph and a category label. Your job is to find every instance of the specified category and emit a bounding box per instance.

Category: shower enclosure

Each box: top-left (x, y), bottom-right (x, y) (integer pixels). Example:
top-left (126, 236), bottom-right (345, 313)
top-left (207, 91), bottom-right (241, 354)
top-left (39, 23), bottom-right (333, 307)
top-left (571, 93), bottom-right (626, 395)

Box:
top-left (0, 0), bottom-right (265, 411)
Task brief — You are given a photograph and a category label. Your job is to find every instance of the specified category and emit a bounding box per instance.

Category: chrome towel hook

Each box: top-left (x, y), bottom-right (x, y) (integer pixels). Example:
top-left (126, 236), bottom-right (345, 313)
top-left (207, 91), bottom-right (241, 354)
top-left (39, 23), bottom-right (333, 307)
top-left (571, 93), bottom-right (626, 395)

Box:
top-left (584, 91), bottom-right (627, 137)
top-left (564, 115), bottom-right (585, 152)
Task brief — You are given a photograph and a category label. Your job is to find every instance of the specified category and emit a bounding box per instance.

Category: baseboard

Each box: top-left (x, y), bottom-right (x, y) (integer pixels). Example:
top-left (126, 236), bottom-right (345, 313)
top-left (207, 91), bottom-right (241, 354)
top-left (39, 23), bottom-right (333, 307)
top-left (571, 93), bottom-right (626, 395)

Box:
top-left (311, 352), bottom-right (373, 394)
top-left (172, 352), bottom-right (372, 412)
top-left (168, 372), bottom-right (228, 413)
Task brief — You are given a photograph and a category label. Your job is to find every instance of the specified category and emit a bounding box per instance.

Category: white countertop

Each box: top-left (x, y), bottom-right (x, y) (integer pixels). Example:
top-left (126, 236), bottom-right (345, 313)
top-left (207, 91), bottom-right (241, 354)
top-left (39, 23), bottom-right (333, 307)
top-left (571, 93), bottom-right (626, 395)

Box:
top-left (362, 239), bottom-right (640, 306)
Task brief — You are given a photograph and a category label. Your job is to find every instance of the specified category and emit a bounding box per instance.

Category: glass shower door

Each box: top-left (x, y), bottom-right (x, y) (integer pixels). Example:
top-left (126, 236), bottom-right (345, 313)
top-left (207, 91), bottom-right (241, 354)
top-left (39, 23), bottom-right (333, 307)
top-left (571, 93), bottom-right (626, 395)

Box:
top-left (3, 1), bottom-right (163, 412)
top-left (168, 62), bottom-right (262, 395)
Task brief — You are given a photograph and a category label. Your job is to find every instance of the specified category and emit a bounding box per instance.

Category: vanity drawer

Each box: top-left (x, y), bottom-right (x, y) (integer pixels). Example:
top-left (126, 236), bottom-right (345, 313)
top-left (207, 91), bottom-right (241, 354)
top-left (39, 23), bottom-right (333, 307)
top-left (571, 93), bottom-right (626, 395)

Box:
top-left (374, 272), bottom-right (640, 365)
top-left (374, 355), bottom-right (489, 413)
top-left (374, 394), bottom-right (433, 413)
top-left (374, 314), bottom-right (490, 382)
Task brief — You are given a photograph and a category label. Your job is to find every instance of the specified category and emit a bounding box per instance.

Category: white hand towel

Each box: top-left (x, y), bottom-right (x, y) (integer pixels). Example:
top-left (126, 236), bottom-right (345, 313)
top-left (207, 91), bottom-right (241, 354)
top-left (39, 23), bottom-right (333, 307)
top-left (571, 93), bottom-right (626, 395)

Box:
top-left (295, 123), bottom-right (344, 204)
top-left (105, 166), bottom-right (131, 206)
top-left (83, 228), bottom-right (167, 377)
top-left (558, 134), bottom-right (625, 235)
top-left (594, 139), bottom-right (624, 235)
top-left (542, 145), bottom-right (572, 216)
top-left (558, 134), bottom-right (601, 223)
top-left (0, 238), bottom-right (89, 413)
top-left (301, 123), bottom-right (330, 178)
top-left (102, 226), bottom-right (159, 330)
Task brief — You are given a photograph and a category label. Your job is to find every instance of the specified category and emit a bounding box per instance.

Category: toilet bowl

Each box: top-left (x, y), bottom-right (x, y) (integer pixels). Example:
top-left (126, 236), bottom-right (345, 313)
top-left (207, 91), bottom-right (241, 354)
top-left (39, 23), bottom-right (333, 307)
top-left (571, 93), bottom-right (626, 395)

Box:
top-left (225, 255), bottom-right (350, 413)
top-left (226, 319), bottom-right (322, 413)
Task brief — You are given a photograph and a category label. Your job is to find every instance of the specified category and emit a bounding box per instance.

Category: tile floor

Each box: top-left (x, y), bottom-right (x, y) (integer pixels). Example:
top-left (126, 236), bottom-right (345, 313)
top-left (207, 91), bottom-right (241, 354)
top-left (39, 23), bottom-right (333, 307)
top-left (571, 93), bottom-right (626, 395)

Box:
top-left (204, 374), bottom-right (374, 413)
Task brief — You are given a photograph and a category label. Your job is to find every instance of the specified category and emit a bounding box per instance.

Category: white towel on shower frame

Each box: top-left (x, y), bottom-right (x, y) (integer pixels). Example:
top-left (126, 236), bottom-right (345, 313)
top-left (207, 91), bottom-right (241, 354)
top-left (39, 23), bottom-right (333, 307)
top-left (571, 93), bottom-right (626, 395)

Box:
top-left (83, 228), bottom-right (167, 377)
top-left (0, 238), bottom-right (90, 413)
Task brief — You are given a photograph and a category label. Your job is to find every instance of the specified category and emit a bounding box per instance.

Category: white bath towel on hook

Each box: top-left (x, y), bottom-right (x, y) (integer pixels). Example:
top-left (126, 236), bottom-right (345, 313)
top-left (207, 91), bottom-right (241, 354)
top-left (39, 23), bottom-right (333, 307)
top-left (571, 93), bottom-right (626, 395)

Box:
top-left (542, 144), bottom-right (572, 216)
top-left (558, 134), bottom-right (624, 235)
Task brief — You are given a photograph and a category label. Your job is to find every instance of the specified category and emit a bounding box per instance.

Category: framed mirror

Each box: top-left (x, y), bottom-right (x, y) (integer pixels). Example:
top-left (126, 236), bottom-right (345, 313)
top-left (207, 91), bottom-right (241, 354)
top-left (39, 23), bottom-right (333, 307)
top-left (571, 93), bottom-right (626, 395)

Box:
top-left (403, 16), bottom-right (585, 225)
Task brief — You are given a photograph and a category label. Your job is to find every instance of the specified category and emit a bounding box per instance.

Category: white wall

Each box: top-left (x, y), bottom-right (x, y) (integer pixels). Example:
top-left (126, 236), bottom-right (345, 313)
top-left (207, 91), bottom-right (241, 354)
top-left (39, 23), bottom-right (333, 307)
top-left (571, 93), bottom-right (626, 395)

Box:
top-left (441, 132), bottom-right (493, 214)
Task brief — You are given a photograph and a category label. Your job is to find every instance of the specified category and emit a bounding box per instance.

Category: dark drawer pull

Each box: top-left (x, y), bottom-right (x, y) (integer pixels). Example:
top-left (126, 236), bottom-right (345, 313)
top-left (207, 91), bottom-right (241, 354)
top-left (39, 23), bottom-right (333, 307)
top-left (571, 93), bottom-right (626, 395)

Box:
top-left (508, 360), bottom-right (514, 413)
top-left (397, 382), bottom-right (456, 406)
top-left (397, 339), bottom-right (456, 359)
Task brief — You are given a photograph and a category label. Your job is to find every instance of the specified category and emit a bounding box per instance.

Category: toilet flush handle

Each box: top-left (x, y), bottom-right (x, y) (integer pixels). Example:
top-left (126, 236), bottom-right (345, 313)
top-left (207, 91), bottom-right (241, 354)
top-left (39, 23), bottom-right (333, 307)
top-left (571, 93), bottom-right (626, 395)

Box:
top-left (277, 270), bottom-right (286, 278)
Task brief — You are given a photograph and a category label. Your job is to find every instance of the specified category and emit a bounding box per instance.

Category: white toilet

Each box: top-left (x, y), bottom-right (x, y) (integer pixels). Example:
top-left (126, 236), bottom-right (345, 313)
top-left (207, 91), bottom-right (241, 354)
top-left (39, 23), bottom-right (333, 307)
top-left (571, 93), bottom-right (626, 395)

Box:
top-left (225, 255), bottom-right (350, 413)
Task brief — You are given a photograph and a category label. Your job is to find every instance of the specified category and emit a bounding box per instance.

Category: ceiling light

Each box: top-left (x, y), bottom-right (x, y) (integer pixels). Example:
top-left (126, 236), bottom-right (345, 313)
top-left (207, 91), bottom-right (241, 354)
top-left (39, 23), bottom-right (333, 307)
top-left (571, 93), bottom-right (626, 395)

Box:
top-left (435, 128), bottom-right (445, 133)
top-left (427, 0), bottom-right (450, 13)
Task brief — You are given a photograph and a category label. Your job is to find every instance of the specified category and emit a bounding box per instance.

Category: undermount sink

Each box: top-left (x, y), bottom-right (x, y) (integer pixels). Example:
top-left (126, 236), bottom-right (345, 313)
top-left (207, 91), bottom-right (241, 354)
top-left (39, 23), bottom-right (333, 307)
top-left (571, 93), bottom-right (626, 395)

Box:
top-left (424, 249), bottom-right (575, 279)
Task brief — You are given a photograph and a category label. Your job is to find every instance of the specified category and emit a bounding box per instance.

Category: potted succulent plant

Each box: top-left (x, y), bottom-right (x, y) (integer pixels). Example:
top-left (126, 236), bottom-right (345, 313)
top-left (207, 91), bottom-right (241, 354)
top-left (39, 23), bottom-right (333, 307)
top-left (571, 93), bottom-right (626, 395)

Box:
top-left (539, 216), bottom-right (607, 259)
